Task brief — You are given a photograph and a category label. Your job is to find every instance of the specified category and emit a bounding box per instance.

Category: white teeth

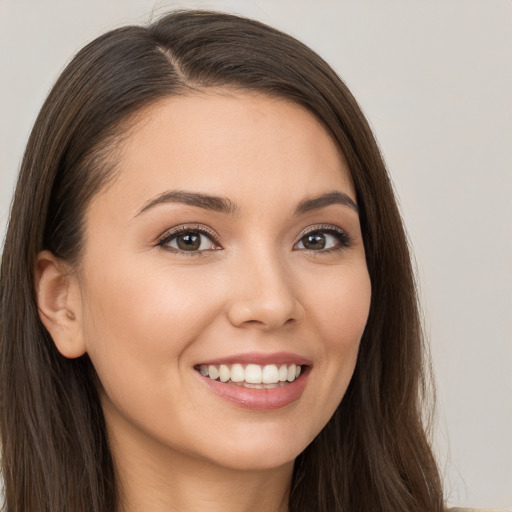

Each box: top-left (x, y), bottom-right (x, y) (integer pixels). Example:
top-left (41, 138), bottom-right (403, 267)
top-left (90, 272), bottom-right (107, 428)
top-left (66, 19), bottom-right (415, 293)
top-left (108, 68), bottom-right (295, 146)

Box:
top-left (262, 364), bottom-right (279, 384)
top-left (219, 364), bottom-right (230, 382)
top-left (287, 364), bottom-right (296, 382)
top-left (245, 364), bottom-right (262, 384)
top-left (242, 382), bottom-right (278, 389)
top-left (198, 362), bottom-right (304, 385)
top-left (230, 364), bottom-right (244, 383)
top-left (208, 365), bottom-right (219, 380)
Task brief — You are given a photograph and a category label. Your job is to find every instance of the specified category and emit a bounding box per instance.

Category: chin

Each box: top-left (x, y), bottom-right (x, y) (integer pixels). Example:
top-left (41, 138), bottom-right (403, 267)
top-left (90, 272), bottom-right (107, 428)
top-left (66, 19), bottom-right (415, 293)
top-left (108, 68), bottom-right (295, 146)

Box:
top-left (193, 420), bottom-right (320, 472)
top-left (205, 444), bottom-right (301, 472)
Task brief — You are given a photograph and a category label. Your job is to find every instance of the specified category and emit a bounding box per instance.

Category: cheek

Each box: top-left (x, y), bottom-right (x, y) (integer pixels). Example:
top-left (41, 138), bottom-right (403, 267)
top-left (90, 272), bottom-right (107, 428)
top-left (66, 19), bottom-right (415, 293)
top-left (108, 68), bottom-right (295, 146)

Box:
top-left (305, 263), bottom-right (371, 353)
top-left (298, 262), bottom-right (371, 423)
top-left (79, 259), bottom-right (223, 395)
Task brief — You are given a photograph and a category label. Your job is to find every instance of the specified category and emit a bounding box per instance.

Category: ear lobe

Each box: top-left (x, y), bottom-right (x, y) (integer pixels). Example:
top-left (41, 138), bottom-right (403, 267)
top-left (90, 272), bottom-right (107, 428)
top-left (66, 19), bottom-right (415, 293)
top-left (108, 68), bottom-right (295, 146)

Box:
top-left (35, 250), bottom-right (86, 359)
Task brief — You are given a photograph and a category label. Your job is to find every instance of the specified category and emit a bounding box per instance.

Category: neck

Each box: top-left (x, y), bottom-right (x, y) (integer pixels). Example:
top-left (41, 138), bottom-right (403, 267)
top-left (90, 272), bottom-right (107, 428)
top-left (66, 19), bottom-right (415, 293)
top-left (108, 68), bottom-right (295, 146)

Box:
top-left (110, 417), bottom-right (292, 512)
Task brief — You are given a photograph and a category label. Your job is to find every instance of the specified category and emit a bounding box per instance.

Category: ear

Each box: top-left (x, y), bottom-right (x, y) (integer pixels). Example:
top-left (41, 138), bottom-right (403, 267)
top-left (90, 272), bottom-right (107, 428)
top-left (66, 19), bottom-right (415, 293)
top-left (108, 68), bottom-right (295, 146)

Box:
top-left (34, 250), bottom-right (86, 358)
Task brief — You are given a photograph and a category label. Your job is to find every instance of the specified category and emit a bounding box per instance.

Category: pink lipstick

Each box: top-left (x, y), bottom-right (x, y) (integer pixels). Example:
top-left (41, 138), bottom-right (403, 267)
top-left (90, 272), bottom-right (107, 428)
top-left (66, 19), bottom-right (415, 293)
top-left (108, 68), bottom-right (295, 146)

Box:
top-left (194, 352), bottom-right (311, 410)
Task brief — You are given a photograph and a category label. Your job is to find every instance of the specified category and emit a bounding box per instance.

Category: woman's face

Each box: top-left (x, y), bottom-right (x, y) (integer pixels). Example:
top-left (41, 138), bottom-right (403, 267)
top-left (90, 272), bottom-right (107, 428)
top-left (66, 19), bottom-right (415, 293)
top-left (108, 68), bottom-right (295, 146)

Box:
top-left (74, 91), bottom-right (371, 471)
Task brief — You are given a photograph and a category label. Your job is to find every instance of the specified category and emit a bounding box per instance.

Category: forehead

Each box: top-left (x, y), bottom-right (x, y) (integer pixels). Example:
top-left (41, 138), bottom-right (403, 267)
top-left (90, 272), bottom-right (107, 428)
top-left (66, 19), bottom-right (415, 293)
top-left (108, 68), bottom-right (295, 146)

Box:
top-left (93, 91), bottom-right (355, 216)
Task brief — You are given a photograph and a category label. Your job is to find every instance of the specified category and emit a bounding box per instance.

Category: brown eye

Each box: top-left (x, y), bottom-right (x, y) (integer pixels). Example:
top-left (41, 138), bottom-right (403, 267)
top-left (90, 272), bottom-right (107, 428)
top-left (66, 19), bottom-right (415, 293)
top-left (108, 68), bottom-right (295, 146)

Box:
top-left (301, 233), bottom-right (327, 250)
top-left (159, 228), bottom-right (218, 253)
top-left (294, 228), bottom-right (351, 252)
top-left (176, 232), bottom-right (202, 251)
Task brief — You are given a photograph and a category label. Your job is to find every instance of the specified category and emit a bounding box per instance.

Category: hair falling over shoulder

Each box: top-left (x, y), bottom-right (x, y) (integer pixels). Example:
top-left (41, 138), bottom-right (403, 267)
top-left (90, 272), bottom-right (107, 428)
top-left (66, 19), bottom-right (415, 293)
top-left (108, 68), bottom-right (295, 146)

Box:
top-left (0, 10), bottom-right (444, 512)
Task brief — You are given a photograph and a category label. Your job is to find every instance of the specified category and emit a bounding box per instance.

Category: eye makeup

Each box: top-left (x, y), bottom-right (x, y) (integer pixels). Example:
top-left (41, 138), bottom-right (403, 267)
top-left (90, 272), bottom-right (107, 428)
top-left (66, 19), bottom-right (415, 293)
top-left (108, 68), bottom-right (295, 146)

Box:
top-left (155, 222), bottom-right (352, 257)
top-left (294, 224), bottom-right (353, 254)
top-left (156, 224), bottom-right (221, 256)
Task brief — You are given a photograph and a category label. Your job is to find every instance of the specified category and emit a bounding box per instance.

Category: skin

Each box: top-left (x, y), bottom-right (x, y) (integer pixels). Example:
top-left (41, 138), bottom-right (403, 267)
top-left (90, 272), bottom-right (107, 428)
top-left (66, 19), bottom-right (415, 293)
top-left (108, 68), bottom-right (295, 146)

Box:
top-left (36, 91), bottom-right (372, 512)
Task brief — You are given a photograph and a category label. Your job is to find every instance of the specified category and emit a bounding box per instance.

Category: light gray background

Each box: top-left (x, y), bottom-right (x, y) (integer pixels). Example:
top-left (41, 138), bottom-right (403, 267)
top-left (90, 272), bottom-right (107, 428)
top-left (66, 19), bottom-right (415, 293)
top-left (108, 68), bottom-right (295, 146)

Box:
top-left (1, 0), bottom-right (511, 508)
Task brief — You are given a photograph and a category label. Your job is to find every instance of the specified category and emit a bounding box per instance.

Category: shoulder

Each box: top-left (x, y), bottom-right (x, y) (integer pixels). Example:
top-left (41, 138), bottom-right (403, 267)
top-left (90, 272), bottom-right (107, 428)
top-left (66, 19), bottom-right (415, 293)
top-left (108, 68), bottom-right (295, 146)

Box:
top-left (450, 508), bottom-right (511, 512)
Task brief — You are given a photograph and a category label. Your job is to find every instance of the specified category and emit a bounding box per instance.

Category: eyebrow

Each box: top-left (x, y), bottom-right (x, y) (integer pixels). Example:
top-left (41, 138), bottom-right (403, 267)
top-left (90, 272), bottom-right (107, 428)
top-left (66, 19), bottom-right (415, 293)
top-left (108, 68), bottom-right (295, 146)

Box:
top-left (294, 191), bottom-right (359, 215)
top-left (135, 190), bottom-right (240, 217)
top-left (135, 189), bottom-right (358, 218)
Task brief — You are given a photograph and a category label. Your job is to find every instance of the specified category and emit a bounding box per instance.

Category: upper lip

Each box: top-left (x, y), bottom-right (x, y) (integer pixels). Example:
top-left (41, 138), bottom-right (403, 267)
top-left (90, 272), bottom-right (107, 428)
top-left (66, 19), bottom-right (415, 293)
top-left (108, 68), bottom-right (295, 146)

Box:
top-left (196, 351), bottom-right (312, 367)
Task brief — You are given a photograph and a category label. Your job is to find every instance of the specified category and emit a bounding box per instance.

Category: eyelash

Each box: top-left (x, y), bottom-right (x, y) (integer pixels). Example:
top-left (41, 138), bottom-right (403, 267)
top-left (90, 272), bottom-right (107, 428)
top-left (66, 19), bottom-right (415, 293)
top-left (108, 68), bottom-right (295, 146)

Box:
top-left (155, 224), bottom-right (352, 256)
top-left (156, 225), bottom-right (220, 257)
top-left (296, 225), bottom-right (353, 253)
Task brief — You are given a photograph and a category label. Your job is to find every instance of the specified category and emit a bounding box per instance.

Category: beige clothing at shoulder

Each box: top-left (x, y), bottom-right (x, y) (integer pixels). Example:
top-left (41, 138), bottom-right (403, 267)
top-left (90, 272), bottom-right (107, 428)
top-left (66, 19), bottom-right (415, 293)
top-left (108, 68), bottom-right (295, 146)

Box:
top-left (451, 508), bottom-right (511, 512)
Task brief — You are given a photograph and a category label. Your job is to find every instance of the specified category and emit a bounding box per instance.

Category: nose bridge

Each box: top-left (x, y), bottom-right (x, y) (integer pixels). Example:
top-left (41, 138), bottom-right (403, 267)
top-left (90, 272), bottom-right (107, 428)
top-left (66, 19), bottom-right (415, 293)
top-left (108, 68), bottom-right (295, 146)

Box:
top-left (227, 241), bottom-right (302, 329)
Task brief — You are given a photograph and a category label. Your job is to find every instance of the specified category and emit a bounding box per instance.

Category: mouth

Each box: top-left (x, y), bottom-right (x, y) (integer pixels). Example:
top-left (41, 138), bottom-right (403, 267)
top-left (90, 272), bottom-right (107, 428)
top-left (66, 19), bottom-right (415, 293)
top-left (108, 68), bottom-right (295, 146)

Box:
top-left (194, 354), bottom-right (311, 410)
top-left (195, 363), bottom-right (304, 389)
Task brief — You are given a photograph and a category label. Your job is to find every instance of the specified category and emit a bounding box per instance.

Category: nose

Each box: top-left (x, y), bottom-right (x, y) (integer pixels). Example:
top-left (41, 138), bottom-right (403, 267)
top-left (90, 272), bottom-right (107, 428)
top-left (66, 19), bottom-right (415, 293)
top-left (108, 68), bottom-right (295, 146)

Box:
top-left (226, 249), bottom-right (304, 331)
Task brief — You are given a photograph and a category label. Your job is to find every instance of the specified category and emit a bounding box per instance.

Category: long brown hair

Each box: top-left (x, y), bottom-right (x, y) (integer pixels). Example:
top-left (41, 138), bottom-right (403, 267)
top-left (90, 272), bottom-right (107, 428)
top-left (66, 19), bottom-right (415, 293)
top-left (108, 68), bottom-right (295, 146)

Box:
top-left (0, 10), bottom-right (444, 512)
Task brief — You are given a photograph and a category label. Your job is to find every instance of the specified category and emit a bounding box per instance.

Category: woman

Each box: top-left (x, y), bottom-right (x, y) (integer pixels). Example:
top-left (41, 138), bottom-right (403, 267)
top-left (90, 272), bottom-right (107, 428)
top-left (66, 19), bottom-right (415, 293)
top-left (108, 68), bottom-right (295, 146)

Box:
top-left (0, 10), bottom-right (444, 512)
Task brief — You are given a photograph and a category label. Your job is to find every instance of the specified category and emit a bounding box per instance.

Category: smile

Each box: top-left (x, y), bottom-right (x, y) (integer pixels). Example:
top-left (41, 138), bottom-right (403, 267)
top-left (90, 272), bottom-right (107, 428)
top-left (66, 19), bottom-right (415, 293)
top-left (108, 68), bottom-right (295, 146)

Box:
top-left (197, 363), bottom-right (302, 388)
top-left (194, 353), bottom-right (311, 410)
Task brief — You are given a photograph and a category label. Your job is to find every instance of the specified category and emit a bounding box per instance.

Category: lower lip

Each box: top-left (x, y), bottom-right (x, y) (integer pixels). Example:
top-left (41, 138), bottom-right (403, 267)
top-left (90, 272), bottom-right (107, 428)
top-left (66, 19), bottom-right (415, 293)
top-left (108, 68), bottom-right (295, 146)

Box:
top-left (197, 369), bottom-right (310, 411)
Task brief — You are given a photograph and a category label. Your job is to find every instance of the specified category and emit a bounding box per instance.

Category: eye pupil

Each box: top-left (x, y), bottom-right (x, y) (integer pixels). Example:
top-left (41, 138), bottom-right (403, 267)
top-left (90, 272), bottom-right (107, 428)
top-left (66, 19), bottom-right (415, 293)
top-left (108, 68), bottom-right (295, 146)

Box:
top-left (177, 232), bottom-right (201, 251)
top-left (303, 233), bottom-right (326, 250)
